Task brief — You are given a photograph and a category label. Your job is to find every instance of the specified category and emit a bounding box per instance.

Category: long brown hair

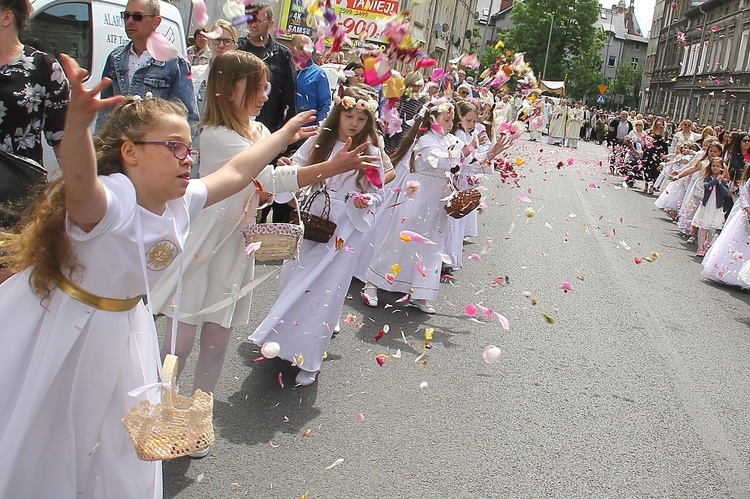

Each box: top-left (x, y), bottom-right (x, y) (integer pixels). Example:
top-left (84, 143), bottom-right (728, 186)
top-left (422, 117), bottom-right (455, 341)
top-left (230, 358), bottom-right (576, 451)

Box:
top-left (307, 84), bottom-right (380, 192)
top-left (200, 51), bottom-right (269, 138)
top-left (451, 100), bottom-right (478, 134)
top-left (2, 98), bottom-right (187, 300)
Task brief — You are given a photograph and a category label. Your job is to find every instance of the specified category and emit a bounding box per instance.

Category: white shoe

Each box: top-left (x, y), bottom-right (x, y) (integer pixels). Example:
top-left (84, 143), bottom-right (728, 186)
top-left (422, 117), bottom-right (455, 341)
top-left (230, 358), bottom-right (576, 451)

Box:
top-left (686, 236), bottom-right (696, 244)
top-left (410, 299), bottom-right (436, 314)
top-left (333, 323), bottom-right (341, 334)
top-left (360, 286), bottom-right (378, 307)
top-left (189, 447), bottom-right (210, 459)
top-left (295, 370), bottom-right (318, 386)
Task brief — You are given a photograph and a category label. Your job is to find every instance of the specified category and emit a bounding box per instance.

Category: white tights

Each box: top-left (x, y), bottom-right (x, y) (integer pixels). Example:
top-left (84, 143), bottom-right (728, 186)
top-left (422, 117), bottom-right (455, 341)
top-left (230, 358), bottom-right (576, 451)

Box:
top-left (162, 318), bottom-right (232, 395)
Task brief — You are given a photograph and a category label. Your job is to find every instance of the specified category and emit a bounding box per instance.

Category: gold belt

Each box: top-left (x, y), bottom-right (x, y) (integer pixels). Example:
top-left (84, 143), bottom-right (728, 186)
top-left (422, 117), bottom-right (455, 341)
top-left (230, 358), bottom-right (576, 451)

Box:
top-left (57, 275), bottom-right (144, 312)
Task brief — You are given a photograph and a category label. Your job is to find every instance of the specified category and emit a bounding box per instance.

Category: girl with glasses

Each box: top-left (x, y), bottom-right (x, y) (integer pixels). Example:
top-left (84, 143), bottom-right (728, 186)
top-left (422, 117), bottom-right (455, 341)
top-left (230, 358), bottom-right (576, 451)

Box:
top-left (0, 55), bottom-right (320, 498)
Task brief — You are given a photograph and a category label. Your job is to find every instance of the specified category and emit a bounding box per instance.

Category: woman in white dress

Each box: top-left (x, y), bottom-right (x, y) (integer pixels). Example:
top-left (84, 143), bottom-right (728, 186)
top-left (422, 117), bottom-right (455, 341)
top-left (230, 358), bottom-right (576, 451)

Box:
top-left (249, 85), bottom-right (385, 386)
top-left (0, 55), bottom-right (316, 498)
top-left (670, 119), bottom-right (700, 154)
top-left (151, 52), bottom-right (374, 418)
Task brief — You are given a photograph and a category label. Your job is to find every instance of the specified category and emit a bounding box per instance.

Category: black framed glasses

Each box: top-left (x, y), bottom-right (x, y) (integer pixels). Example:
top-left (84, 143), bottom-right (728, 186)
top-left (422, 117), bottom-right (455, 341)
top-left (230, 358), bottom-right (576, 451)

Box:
top-left (210, 38), bottom-right (236, 46)
top-left (133, 141), bottom-right (198, 161)
top-left (120, 11), bottom-right (157, 21)
top-left (742, 139), bottom-right (750, 143)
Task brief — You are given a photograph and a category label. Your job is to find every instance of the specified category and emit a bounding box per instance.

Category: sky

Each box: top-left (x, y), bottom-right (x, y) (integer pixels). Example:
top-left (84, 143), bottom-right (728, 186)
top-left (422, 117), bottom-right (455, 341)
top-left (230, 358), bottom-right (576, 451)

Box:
top-left (600, 0), bottom-right (657, 37)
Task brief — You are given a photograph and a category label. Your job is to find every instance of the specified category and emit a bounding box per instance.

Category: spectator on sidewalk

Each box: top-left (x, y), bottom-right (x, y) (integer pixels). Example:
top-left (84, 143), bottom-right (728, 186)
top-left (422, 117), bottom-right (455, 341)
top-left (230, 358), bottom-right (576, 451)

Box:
top-left (187, 28), bottom-right (211, 66)
top-left (98, 0), bottom-right (197, 130)
top-left (290, 34), bottom-right (330, 124)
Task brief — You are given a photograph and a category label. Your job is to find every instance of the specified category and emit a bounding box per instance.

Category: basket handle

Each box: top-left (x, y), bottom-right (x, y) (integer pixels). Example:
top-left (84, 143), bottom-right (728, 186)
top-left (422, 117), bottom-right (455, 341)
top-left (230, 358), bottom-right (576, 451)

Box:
top-left (161, 354), bottom-right (179, 406)
top-left (301, 188), bottom-right (331, 220)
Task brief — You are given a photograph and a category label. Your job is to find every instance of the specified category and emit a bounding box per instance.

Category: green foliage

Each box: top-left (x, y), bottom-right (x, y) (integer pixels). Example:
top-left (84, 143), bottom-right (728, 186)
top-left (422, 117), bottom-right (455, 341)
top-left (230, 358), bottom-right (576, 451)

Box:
top-left (566, 33), bottom-right (606, 101)
top-left (505, 0), bottom-right (601, 80)
top-left (609, 61), bottom-right (644, 108)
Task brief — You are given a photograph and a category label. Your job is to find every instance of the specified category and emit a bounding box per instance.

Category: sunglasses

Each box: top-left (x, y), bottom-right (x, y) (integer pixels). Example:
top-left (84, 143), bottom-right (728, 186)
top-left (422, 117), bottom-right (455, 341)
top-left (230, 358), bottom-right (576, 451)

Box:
top-left (246, 13), bottom-right (269, 24)
top-left (120, 11), bottom-right (157, 21)
top-left (742, 139), bottom-right (750, 143)
top-left (133, 140), bottom-right (198, 161)
top-left (211, 38), bottom-right (236, 46)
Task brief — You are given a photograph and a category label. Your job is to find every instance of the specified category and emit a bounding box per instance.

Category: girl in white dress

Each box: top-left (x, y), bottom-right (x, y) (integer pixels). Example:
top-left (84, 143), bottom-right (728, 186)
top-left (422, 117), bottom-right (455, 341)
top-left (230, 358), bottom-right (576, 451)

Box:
top-left (676, 140), bottom-right (722, 240)
top-left (445, 101), bottom-right (505, 269)
top-left (0, 56), bottom-right (316, 498)
top-left (150, 53), bottom-right (375, 420)
top-left (362, 98), bottom-right (508, 313)
top-left (249, 85), bottom-right (385, 386)
top-left (692, 158), bottom-right (730, 257)
top-left (655, 142), bottom-right (702, 218)
top-left (701, 168), bottom-right (750, 288)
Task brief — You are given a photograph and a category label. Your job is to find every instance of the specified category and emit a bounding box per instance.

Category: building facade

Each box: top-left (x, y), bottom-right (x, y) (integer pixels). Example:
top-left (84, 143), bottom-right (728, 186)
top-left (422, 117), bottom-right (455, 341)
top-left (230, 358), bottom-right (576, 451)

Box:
top-left (643, 0), bottom-right (750, 129)
top-left (596, 1), bottom-right (648, 82)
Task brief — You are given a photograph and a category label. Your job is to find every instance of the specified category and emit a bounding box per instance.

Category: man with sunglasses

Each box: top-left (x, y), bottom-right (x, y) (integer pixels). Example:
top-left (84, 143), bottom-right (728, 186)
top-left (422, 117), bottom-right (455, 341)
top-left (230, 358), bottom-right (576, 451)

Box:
top-left (238, 2), bottom-right (297, 223)
top-left (97, 0), bottom-right (197, 131)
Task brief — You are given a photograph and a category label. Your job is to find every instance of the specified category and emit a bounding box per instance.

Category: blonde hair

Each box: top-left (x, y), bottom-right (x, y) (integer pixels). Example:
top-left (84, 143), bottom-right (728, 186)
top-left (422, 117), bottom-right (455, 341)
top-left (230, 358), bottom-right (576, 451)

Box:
top-left (211, 19), bottom-right (237, 43)
top-left (200, 51), bottom-right (269, 138)
top-left (3, 98), bottom-right (187, 300)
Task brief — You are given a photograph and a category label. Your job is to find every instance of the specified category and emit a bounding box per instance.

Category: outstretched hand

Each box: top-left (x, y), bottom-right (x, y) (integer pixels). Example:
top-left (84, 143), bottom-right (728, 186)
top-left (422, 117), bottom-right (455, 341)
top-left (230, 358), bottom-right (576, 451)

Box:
top-left (282, 110), bottom-right (317, 144)
top-left (59, 54), bottom-right (125, 131)
top-left (487, 133), bottom-right (512, 160)
top-left (331, 137), bottom-right (379, 173)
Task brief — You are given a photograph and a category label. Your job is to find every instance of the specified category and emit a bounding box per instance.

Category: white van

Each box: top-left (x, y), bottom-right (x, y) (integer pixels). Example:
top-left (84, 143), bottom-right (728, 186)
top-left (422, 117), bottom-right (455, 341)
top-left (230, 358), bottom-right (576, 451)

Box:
top-left (24, 0), bottom-right (187, 170)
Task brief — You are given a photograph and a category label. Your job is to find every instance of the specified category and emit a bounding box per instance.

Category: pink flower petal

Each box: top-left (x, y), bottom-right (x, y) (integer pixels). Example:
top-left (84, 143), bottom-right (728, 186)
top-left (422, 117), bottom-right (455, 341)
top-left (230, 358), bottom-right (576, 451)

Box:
top-left (365, 166), bottom-right (382, 188)
top-left (416, 260), bottom-right (426, 277)
top-left (495, 313), bottom-right (510, 330)
top-left (468, 253), bottom-right (481, 262)
top-left (559, 281), bottom-right (574, 293)
top-left (278, 372), bottom-right (284, 388)
top-left (146, 33), bottom-right (179, 62)
top-left (191, 0), bottom-right (208, 26)
top-left (465, 304), bottom-right (477, 317)
top-left (245, 241), bottom-right (262, 255)
top-left (400, 230), bottom-right (437, 244)
top-left (518, 193), bottom-right (532, 203)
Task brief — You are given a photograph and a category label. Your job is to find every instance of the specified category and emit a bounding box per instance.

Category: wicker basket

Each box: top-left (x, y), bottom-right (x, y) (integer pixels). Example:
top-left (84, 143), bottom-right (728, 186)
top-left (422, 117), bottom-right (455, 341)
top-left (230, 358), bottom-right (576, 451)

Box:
top-left (122, 354), bottom-right (214, 461)
top-left (299, 188), bottom-right (337, 243)
top-left (444, 187), bottom-right (481, 219)
top-left (242, 197), bottom-right (303, 261)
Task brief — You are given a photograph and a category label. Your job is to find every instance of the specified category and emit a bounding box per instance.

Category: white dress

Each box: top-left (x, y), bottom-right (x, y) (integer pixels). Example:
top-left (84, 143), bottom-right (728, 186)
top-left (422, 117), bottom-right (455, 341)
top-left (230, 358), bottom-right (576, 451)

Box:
top-left (702, 181), bottom-right (750, 288)
top-left (151, 125), bottom-right (299, 328)
top-left (365, 130), bottom-right (459, 301)
top-left (677, 161), bottom-right (708, 234)
top-left (353, 154), bottom-right (405, 283)
top-left (565, 107), bottom-right (584, 140)
top-left (692, 179), bottom-right (727, 230)
top-left (654, 151), bottom-right (702, 212)
top-left (0, 173), bottom-right (207, 498)
top-left (248, 136), bottom-right (384, 372)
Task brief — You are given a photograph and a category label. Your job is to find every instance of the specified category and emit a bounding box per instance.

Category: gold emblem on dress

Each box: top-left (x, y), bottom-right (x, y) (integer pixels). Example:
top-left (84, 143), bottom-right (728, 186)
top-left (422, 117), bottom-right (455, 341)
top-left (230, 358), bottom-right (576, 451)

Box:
top-left (146, 239), bottom-right (178, 271)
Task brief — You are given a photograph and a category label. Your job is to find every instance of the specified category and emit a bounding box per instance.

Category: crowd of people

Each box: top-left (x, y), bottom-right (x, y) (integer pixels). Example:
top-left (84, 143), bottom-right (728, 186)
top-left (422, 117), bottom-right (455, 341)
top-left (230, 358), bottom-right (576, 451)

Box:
top-left (3, 0), bottom-right (750, 494)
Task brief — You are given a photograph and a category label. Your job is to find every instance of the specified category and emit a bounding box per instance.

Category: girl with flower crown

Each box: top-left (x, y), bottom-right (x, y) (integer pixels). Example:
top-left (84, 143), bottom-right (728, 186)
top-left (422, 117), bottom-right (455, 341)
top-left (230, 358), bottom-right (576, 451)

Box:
top-left (249, 85), bottom-right (385, 386)
top-left (361, 98), bottom-right (508, 313)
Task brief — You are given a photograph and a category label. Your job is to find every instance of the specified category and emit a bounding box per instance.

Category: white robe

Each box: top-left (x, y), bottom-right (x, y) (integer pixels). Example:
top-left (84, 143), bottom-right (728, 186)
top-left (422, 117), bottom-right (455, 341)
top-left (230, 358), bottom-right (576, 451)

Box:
top-left (565, 107), bottom-right (584, 139)
top-left (249, 137), bottom-right (384, 372)
top-left (0, 174), bottom-right (207, 498)
top-left (365, 130), bottom-right (461, 301)
top-left (548, 105), bottom-right (568, 141)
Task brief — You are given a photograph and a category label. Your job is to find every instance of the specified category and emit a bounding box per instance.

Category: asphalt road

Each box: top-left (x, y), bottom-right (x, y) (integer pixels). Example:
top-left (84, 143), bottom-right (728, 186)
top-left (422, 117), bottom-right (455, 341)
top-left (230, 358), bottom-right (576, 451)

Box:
top-left (162, 134), bottom-right (750, 498)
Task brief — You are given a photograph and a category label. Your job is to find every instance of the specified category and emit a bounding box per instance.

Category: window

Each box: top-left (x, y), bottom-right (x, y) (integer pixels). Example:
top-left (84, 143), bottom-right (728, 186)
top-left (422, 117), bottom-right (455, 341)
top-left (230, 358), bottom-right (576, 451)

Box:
top-left (631, 58), bottom-right (640, 68)
top-left (634, 43), bottom-right (641, 50)
top-left (608, 55), bottom-right (616, 67)
top-left (23, 3), bottom-right (92, 73)
top-left (601, 12), bottom-right (607, 19)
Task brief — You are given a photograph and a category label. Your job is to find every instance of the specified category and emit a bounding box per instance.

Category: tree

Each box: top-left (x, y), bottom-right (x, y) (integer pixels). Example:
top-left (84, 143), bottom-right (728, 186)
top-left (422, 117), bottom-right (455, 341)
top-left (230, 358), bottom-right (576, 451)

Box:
top-left (506, 0), bottom-right (602, 81)
top-left (566, 35), bottom-right (606, 102)
top-left (609, 62), bottom-right (644, 108)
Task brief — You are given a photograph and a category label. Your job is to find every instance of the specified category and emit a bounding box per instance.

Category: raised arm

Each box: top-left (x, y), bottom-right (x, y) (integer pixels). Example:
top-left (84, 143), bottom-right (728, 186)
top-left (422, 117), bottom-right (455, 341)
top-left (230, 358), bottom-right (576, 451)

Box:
top-left (59, 55), bottom-right (126, 232)
top-left (200, 110), bottom-right (317, 207)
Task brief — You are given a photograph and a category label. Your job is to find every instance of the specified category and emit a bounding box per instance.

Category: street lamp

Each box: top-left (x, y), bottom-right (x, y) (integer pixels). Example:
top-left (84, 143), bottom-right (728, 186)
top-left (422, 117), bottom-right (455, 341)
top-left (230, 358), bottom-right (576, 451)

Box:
top-left (542, 12), bottom-right (554, 80)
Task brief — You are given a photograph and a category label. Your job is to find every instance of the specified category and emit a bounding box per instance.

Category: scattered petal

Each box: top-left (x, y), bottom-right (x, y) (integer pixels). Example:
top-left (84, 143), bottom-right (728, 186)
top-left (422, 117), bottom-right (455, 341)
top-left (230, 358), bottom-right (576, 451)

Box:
top-left (468, 253), bottom-right (481, 262)
top-left (465, 304), bottom-right (477, 317)
top-left (325, 458), bottom-right (345, 470)
top-left (400, 230), bottom-right (437, 244)
top-left (419, 381), bottom-right (429, 389)
top-left (541, 312), bottom-right (556, 324)
top-left (518, 193), bottom-right (532, 203)
top-left (482, 345), bottom-right (502, 364)
top-left (559, 281), bottom-right (575, 293)
top-left (146, 33), bottom-right (179, 62)
top-left (495, 313), bottom-right (510, 330)
top-left (375, 354), bottom-right (388, 366)
top-left (356, 413), bottom-right (365, 422)
top-left (634, 256), bottom-right (643, 264)
top-left (278, 372), bottom-right (284, 388)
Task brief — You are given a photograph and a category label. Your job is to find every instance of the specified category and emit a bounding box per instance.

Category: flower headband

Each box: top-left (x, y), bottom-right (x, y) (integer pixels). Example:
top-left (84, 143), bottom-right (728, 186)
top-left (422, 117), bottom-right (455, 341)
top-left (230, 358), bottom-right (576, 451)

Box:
top-left (416, 98), bottom-right (454, 120)
top-left (334, 95), bottom-right (379, 115)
